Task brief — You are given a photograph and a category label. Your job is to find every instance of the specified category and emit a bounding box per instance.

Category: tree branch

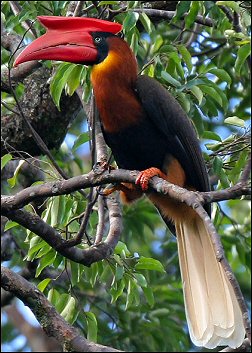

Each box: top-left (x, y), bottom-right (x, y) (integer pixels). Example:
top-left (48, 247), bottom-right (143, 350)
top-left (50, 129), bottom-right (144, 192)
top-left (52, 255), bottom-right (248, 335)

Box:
top-left (9, 1), bottom-right (37, 38)
top-left (1, 166), bottom-right (250, 343)
top-left (1, 266), bottom-right (123, 352)
top-left (1, 168), bottom-right (250, 213)
top-left (128, 8), bottom-right (214, 26)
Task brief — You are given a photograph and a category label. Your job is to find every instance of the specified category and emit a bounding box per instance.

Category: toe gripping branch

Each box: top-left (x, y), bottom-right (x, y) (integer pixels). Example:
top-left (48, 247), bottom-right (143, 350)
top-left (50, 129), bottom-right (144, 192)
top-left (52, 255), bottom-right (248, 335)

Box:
top-left (135, 167), bottom-right (167, 191)
top-left (100, 167), bottom-right (166, 203)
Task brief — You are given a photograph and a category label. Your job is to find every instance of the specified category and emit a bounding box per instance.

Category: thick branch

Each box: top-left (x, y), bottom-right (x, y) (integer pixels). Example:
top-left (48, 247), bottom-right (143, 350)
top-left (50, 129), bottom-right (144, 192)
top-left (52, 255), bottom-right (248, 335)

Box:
top-left (1, 266), bottom-right (123, 352)
top-left (1, 167), bottom-right (250, 344)
top-left (1, 169), bottom-right (250, 213)
top-left (132, 8), bottom-right (214, 26)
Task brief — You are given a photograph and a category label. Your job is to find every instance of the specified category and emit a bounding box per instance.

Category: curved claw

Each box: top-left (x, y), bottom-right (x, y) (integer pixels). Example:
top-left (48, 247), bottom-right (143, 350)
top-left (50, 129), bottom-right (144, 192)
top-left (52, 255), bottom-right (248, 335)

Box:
top-left (135, 167), bottom-right (166, 191)
top-left (99, 183), bottom-right (119, 196)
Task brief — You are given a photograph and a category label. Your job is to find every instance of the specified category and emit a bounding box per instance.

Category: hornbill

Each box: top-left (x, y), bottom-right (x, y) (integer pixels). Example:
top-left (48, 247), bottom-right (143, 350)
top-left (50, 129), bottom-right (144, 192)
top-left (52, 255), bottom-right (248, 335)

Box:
top-left (14, 16), bottom-right (245, 349)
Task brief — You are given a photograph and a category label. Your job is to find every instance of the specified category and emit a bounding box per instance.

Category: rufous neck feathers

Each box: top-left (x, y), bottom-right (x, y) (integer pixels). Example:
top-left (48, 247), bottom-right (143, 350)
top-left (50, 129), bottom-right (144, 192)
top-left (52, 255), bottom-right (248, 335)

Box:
top-left (91, 37), bottom-right (143, 133)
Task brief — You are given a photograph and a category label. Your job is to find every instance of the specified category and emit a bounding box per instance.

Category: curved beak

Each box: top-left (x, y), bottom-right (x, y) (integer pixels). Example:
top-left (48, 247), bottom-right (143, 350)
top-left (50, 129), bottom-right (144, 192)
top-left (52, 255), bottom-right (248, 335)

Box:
top-left (14, 16), bottom-right (123, 66)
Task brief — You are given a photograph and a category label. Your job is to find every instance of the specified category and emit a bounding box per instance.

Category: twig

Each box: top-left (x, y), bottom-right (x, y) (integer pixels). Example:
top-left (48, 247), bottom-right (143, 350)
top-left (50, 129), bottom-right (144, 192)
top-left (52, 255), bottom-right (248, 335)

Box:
top-left (9, 1), bottom-right (37, 38)
top-left (1, 266), bottom-right (123, 352)
top-left (132, 8), bottom-right (214, 27)
top-left (104, 193), bottom-right (122, 249)
top-left (2, 167), bottom-right (250, 341)
top-left (1, 100), bottom-right (20, 115)
top-left (239, 153), bottom-right (251, 183)
top-left (219, 5), bottom-right (234, 23)
top-left (94, 195), bottom-right (106, 244)
top-left (61, 188), bottom-right (99, 248)
top-left (73, 1), bottom-right (85, 17)
top-left (191, 42), bottom-right (226, 57)
top-left (1, 207), bottom-right (120, 267)
top-left (8, 72), bottom-right (69, 180)
top-left (6, 22), bottom-right (70, 180)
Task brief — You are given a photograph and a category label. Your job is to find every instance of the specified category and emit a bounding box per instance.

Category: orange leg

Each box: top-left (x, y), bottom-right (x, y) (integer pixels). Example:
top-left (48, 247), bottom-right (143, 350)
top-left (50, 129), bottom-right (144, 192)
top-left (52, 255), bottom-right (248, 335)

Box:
top-left (135, 167), bottom-right (167, 191)
top-left (101, 182), bottom-right (143, 203)
top-left (101, 183), bottom-right (130, 196)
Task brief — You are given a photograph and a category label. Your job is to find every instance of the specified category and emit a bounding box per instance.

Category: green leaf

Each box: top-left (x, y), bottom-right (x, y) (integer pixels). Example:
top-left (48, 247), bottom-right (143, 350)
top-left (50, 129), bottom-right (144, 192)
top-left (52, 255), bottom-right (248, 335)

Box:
top-left (7, 160), bottom-right (25, 188)
top-left (48, 288), bottom-right (60, 306)
top-left (176, 92), bottom-right (191, 113)
top-left (72, 132), bottom-right (89, 152)
top-left (143, 286), bottom-right (155, 307)
top-left (179, 78), bottom-right (206, 91)
top-left (60, 296), bottom-right (76, 324)
top-left (190, 86), bottom-right (203, 105)
top-left (114, 241), bottom-right (131, 256)
top-left (65, 65), bottom-right (83, 96)
top-left (123, 12), bottom-right (139, 32)
top-left (125, 278), bottom-right (139, 310)
top-left (1, 153), bottom-right (12, 170)
top-left (36, 243), bottom-right (52, 258)
top-left (171, 1), bottom-right (191, 23)
top-left (110, 279), bottom-right (125, 303)
top-left (178, 45), bottom-right (192, 73)
top-left (37, 278), bottom-right (51, 292)
top-left (56, 293), bottom-right (70, 313)
top-left (161, 71), bottom-right (181, 88)
top-left (219, 168), bottom-right (230, 188)
top-left (62, 197), bottom-right (75, 225)
top-left (134, 273), bottom-right (147, 287)
top-left (135, 257), bottom-right (165, 272)
top-left (130, 31), bottom-right (139, 54)
top-left (50, 63), bottom-right (75, 110)
top-left (86, 312), bottom-right (98, 342)
top-left (168, 52), bottom-right (184, 80)
top-left (202, 131), bottom-right (222, 142)
top-left (35, 249), bottom-right (57, 277)
top-left (90, 262), bottom-right (100, 287)
top-left (50, 196), bottom-right (60, 227)
top-left (208, 68), bottom-right (232, 88)
top-left (70, 261), bottom-right (80, 287)
top-left (185, 1), bottom-right (200, 29)
top-left (213, 156), bottom-right (223, 176)
top-left (139, 13), bottom-right (153, 33)
top-left (199, 85), bottom-right (222, 107)
top-left (4, 220), bottom-right (18, 231)
top-left (115, 264), bottom-right (124, 281)
top-left (224, 116), bottom-right (245, 127)
top-left (216, 1), bottom-right (240, 13)
top-left (98, 1), bottom-right (119, 5)
top-left (26, 235), bottom-right (45, 259)
top-left (234, 44), bottom-right (251, 75)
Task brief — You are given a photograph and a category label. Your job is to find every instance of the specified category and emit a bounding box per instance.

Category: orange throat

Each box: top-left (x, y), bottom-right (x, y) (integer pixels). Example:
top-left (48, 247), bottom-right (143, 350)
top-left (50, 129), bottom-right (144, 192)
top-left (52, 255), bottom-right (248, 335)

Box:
top-left (91, 37), bottom-right (143, 133)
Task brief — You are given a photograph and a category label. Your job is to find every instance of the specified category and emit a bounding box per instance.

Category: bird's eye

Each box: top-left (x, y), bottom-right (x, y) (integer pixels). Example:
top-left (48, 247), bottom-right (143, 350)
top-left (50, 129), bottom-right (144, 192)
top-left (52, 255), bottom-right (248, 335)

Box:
top-left (94, 36), bottom-right (102, 44)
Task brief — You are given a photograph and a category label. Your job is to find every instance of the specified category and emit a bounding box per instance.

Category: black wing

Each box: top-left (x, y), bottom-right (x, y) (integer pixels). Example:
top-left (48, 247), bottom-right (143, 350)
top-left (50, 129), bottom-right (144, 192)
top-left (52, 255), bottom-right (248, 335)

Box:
top-left (135, 75), bottom-right (210, 195)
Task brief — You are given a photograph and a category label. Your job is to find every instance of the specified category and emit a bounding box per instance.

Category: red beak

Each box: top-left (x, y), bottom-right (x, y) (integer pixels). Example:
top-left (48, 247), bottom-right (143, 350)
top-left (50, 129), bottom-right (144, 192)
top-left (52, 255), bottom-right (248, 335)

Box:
top-left (14, 16), bottom-right (122, 66)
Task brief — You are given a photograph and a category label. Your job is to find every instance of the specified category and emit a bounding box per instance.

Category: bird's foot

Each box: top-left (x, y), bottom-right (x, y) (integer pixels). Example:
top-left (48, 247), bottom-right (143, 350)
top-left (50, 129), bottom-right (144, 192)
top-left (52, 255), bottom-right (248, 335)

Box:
top-left (100, 182), bottom-right (143, 203)
top-left (136, 167), bottom-right (166, 191)
top-left (99, 183), bottom-right (122, 196)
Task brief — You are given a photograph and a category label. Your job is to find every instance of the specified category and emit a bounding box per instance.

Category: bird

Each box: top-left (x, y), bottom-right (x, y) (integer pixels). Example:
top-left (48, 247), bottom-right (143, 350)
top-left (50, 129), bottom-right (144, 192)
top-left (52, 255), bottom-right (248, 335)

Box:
top-left (14, 16), bottom-right (245, 349)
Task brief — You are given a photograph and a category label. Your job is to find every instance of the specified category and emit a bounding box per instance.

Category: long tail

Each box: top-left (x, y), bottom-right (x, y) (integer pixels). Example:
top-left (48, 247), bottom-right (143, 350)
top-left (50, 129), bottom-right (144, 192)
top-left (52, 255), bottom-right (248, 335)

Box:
top-left (176, 217), bottom-right (245, 349)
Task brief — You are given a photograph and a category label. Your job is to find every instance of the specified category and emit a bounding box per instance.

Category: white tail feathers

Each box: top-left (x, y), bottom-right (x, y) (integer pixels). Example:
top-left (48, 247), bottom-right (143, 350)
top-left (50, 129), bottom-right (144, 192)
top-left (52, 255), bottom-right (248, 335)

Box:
top-left (176, 217), bottom-right (245, 349)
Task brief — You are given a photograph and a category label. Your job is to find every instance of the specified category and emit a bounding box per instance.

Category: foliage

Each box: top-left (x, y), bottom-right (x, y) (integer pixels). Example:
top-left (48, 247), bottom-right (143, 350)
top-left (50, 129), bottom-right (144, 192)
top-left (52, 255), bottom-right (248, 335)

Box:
top-left (1, 1), bottom-right (251, 352)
